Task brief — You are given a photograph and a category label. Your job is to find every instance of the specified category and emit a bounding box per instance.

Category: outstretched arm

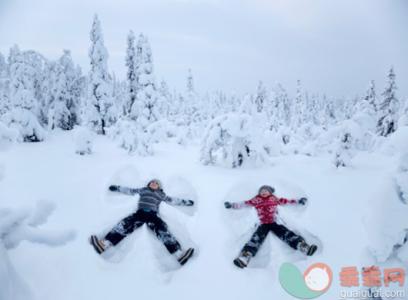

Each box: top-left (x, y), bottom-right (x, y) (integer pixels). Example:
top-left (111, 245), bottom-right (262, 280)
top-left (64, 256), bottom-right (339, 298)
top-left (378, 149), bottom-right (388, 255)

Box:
top-left (278, 197), bottom-right (308, 206)
top-left (164, 195), bottom-right (194, 206)
top-left (224, 198), bottom-right (255, 209)
top-left (108, 185), bottom-right (142, 196)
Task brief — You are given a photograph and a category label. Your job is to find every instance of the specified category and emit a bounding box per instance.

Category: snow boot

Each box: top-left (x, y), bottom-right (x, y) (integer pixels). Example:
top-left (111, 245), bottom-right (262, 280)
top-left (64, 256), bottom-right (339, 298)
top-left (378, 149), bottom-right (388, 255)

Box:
top-left (298, 241), bottom-right (318, 256)
top-left (233, 251), bottom-right (252, 269)
top-left (175, 248), bottom-right (195, 265)
top-left (89, 235), bottom-right (111, 254)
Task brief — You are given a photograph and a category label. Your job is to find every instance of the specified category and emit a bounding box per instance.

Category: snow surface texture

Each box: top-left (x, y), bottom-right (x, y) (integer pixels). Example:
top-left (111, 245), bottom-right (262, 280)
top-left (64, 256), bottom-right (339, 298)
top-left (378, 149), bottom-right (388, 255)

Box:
top-left (0, 131), bottom-right (407, 300)
top-left (0, 197), bottom-right (76, 300)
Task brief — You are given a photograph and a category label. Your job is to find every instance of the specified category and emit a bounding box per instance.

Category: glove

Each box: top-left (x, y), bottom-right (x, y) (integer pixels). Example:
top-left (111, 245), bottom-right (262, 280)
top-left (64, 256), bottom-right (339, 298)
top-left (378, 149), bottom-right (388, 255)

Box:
top-left (109, 185), bottom-right (119, 192)
top-left (224, 201), bottom-right (232, 209)
top-left (298, 197), bottom-right (308, 205)
top-left (184, 200), bottom-right (194, 206)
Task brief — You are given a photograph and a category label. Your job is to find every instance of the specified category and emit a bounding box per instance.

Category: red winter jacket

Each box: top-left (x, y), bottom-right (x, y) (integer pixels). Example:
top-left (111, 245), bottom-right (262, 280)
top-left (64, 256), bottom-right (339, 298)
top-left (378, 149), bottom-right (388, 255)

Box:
top-left (232, 194), bottom-right (297, 224)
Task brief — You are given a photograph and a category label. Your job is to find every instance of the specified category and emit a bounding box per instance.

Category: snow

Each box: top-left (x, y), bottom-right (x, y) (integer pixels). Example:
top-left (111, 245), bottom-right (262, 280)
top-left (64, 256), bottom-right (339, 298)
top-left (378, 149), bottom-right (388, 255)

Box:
top-left (1, 131), bottom-right (407, 300)
top-left (381, 125), bottom-right (408, 155)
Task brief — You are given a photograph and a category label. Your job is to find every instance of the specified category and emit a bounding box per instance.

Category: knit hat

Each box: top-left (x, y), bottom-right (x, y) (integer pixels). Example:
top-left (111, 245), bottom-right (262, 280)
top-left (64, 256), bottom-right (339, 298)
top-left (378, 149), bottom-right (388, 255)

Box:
top-left (258, 185), bottom-right (275, 195)
top-left (147, 179), bottom-right (163, 190)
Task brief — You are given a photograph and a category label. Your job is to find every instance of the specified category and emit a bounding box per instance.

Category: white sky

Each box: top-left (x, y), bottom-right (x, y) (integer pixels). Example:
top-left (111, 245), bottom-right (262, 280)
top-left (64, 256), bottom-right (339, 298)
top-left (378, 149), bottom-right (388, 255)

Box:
top-left (0, 0), bottom-right (407, 98)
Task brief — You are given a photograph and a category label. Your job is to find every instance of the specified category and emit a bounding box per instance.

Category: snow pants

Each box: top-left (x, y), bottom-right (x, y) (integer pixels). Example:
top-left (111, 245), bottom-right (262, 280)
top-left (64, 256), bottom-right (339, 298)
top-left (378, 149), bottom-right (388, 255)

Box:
top-left (104, 209), bottom-right (181, 254)
top-left (241, 222), bottom-right (304, 256)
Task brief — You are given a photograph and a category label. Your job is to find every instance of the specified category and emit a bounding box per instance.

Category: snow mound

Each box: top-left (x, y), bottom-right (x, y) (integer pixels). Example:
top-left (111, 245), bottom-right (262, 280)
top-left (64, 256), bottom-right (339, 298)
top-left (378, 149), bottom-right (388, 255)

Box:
top-left (0, 201), bottom-right (75, 300)
top-left (363, 178), bottom-right (408, 262)
top-left (381, 126), bottom-right (408, 155)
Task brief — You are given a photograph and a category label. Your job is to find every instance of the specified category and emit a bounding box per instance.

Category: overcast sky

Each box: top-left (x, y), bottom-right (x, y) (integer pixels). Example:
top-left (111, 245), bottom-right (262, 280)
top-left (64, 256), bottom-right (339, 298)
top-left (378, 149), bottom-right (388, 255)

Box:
top-left (0, 0), bottom-right (407, 98)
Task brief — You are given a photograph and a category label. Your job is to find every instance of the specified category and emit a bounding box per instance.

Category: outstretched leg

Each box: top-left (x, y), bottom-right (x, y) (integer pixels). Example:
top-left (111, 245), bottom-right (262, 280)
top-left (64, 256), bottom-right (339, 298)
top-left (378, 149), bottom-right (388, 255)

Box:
top-left (270, 223), bottom-right (304, 249)
top-left (145, 213), bottom-right (181, 254)
top-left (104, 211), bottom-right (144, 246)
top-left (234, 224), bottom-right (270, 268)
top-left (241, 224), bottom-right (270, 257)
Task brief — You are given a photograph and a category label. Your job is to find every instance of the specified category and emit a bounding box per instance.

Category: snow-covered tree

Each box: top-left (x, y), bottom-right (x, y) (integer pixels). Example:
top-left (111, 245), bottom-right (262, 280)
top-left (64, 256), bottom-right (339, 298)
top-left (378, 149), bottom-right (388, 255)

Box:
top-left (130, 34), bottom-right (158, 126)
top-left (87, 14), bottom-right (115, 134)
top-left (240, 94), bottom-right (255, 115)
top-left (157, 79), bottom-right (172, 119)
top-left (61, 51), bottom-right (83, 127)
top-left (352, 81), bottom-right (378, 134)
top-left (112, 74), bottom-right (127, 117)
top-left (333, 131), bottom-right (353, 168)
top-left (109, 118), bottom-right (152, 155)
top-left (254, 80), bottom-right (267, 114)
top-left (0, 52), bottom-right (5, 74)
top-left (3, 45), bottom-right (45, 142)
top-left (273, 83), bottom-right (291, 129)
top-left (292, 80), bottom-right (306, 130)
top-left (364, 80), bottom-right (378, 113)
top-left (332, 120), bottom-right (362, 168)
top-left (187, 68), bottom-right (194, 94)
top-left (377, 67), bottom-right (399, 137)
top-left (0, 52), bottom-right (10, 116)
top-left (125, 30), bottom-right (138, 116)
top-left (323, 96), bottom-right (336, 127)
top-left (182, 69), bottom-right (203, 138)
top-left (48, 50), bottom-right (81, 130)
top-left (200, 113), bottom-right (267, 168)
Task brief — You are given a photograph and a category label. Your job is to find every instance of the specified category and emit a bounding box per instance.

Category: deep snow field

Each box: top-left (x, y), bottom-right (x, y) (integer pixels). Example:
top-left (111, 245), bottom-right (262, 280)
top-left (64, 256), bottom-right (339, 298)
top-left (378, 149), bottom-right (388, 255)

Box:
top-left (1, 131), bottom-right (407, 300)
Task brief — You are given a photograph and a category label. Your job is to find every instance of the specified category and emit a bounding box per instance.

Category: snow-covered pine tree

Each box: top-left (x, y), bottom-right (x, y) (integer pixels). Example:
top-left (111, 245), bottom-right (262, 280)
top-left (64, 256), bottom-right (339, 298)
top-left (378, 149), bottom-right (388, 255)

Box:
top-left (0, 52), bottom-right (9, 116)
top-left (87, 14), bottom-right (115, 134)
top-left (48, 50), bottom-right (80, 130)
top-left (125, 30), bottom-right (138, 116)
top-left (239, 93), bottom-right (255, 115)
top-left (200, 113), bottom-right (267, 168)
top-left (334, 131), bottom-right (353, 168)
top-left (61, 50), bottom-right (83, 128)
top-left (254, 81), bottom-right (267, 114)
top-left (365, 80), bottom-right (378, 113)
top-left (112, 74), bottom-right (127, 117)
top-left (6, 49), bottom-right (47, 128)
top-left (39, 61), bottom-right (56, 125)
top-left (183, 68), bottom-right (202, 138)
top-left (291, 80), bottom-right (305, 130)
top-left (273, 83), bottom-right (291, 128)
top-left (377, 67), bottom-right (399, 137)
top-left (130, 34), bottom-right (158, 126)
top-left (333, 120), bottom-right (361, 168)
top-left (352, 80), bottom-right (378, 133)
top-left (0, 52), bottom-right (5, 74)
top-left (272, 83), bottom-right (292, 144)
top-left (158, 79), bottom-right (171, 120)
top-left (4, 45), bottom-right (45, 142)
top-left (187, 68), bottom-right (194, 95)
top-left (324, 96), bottom-right (336, 127)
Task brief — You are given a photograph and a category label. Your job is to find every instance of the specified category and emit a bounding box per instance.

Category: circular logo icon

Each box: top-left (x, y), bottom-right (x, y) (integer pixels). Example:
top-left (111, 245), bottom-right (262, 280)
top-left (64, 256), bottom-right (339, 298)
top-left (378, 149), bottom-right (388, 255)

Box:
top-left (304, 263), bottom-right (333, 292)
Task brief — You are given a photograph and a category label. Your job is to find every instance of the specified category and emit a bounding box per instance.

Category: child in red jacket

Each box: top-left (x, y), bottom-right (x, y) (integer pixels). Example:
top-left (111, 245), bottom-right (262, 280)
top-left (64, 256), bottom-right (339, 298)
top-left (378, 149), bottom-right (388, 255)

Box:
top-left (225, 185), bottom-right (317, 268)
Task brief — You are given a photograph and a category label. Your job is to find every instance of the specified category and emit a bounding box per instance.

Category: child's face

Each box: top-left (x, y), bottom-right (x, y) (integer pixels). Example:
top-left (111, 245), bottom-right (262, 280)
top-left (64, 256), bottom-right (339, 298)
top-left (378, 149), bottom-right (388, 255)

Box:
top-left (149, 181), bottom-right (160, 190)
top-left (260, 189), bottom-right (272, 197)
